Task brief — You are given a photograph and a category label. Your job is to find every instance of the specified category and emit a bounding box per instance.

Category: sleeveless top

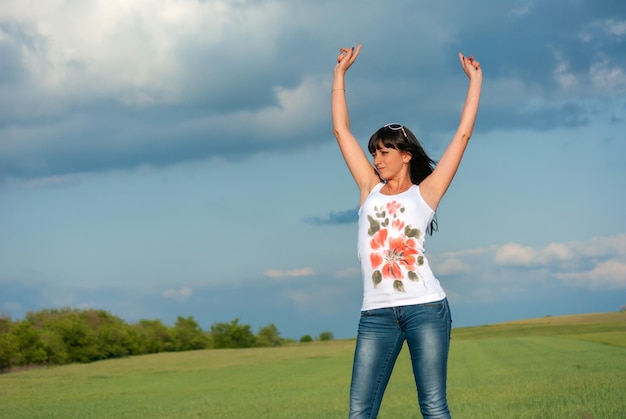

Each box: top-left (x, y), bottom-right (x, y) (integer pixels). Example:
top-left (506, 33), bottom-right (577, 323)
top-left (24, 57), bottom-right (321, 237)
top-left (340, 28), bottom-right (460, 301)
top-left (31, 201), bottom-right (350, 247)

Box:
top-left (357, 183), bottom-right (446, 311)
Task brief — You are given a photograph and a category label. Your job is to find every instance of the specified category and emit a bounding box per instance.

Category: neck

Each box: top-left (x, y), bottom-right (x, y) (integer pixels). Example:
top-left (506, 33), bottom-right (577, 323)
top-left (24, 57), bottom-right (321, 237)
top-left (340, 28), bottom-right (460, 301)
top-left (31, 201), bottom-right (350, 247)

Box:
top-left (383, 177), bottom-right (413, 193)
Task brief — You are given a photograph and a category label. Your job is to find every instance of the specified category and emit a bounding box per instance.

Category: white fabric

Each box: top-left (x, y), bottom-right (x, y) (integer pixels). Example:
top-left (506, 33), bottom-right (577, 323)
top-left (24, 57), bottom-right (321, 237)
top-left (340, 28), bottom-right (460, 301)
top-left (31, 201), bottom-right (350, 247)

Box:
top-left (357, 183), bottom-right (446, 311)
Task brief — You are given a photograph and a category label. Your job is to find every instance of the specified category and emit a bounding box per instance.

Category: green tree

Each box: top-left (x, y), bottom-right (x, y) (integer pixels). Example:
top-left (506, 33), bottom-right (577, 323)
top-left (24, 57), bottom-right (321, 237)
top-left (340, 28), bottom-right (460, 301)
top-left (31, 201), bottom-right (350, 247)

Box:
top-left (172, 316), bottom-right (210, 351)
top-left (37, 328), bottom-right (69, 365)
top-left (94, 311), bottom-right (136, 358)
top-left (255, 323), bottom-right (283, 347)
top-left (319, 331), bottom-right (334, 341)
top-left (132, 319), bottom-right (175, 354)
top-left (0, 316), bottom-right (18, 370)
top-left (12, 321), bottom-right (48, 365)
top-left (24, 308), bottom-right (137, 363)
top-left (53, 312), bottom-right (101, 362)
top-left (299, 334), bottom-right (313, 343)
top-left (24, 308), bottom-right (100, 363)
top-left (211, 318), bottom-right (255, 349)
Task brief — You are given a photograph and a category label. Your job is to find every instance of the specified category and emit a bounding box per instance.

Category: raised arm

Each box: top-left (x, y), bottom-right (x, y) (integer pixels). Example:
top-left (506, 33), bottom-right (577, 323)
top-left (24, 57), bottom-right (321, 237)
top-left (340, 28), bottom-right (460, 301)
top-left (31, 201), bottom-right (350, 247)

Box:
top-left (332, 45), bottom-right (380, 203)
top-left (420, 53), bottom-right (483, 210)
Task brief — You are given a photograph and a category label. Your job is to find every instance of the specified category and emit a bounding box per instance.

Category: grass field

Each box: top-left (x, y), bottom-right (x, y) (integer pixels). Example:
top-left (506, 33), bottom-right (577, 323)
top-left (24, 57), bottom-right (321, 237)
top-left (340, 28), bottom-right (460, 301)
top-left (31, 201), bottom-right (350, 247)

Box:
top-left (1, 312), bottom-right (624, 418)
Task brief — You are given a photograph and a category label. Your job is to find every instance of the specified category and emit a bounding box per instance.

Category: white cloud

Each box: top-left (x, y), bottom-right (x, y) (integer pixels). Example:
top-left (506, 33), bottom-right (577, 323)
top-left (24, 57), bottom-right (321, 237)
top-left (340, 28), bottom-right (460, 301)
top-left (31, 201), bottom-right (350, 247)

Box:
top-left (580, 19), bottom-right (626, 42)
top-left (555, 259), bottom-right (626, 289)
top-left (211, 76), bottom-right (329, 140)
top-left (589, 58), bottom-right (626, 93)
top-left (540, 242), bottom-right (574, 263)
top-left (162, 286), bottom-right (193, 302)
top-left (599, 19), bottom-right (626, 38)
top-left (437, 257), bottom-right (472, 275)
top-left (428, 235), bottom-right (626, 300)
top-left (494, 242), bottom-right (537, 266)
top-left (552, 50), bottom-right (578, 90)
top-left (482, 235), bottom-right (626, 290)
top-left (0, 0), bottom-right (286, 116)
top-left (264, 267), bottom-right (315, 279)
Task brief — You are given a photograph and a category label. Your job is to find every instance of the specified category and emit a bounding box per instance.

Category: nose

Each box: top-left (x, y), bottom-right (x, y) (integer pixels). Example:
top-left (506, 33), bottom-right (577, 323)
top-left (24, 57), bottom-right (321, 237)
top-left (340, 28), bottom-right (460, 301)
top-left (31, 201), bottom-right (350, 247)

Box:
top-left (373, 152), bottom-right (381, 165)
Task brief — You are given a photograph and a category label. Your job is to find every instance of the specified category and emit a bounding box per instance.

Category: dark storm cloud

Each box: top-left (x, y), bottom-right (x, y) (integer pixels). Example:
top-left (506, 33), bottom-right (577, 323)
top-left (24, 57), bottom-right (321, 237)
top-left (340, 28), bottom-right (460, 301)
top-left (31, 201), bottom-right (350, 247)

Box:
top-left (0, 102), bottom-right (322, 180)
top-left (1, 0), bottom-right (624, 183)
top-left (304, 206), bottom-right (359, 226)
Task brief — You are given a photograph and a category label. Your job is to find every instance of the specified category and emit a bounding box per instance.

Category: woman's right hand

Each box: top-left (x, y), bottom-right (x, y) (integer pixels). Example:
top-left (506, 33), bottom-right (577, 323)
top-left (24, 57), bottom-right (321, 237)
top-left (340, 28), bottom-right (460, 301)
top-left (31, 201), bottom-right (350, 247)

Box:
top-left (334, 44), bottom-right (362, 76)
top-left (458, 53), bottom-right (482, 81)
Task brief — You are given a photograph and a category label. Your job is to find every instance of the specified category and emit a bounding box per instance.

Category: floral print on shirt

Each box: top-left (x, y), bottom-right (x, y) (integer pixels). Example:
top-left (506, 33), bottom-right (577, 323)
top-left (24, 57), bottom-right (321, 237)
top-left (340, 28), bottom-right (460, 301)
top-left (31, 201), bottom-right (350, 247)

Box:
top-left (367, 200), bottom-right (424, 292)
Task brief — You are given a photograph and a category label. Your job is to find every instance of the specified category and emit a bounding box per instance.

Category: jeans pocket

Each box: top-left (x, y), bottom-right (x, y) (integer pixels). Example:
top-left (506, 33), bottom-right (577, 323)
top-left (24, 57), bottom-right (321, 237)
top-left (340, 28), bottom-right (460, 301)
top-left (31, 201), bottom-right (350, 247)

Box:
top-left (419, 299), bottom-right (452, 325)
top-left (421, 299), bottom-right (445, 309)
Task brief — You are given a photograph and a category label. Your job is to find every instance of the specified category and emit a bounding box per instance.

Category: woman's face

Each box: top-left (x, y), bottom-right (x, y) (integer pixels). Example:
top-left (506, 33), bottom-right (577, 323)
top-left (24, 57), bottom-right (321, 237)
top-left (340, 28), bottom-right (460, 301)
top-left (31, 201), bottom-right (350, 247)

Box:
top-left (371, 145), bottom-right (411, 180)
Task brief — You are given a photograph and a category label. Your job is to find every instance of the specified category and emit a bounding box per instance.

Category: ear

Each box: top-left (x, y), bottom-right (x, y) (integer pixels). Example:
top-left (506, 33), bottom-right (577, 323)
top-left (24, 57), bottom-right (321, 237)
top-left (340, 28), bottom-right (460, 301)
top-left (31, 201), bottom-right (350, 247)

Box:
top-left (402, 151), bottom-right (412, 164)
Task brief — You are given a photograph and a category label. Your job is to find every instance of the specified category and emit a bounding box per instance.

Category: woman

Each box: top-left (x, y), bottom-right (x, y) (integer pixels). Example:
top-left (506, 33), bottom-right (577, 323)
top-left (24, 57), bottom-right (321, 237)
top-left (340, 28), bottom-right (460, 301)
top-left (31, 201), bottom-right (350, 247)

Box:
top-left (331, 44), bottom-right (482, 418)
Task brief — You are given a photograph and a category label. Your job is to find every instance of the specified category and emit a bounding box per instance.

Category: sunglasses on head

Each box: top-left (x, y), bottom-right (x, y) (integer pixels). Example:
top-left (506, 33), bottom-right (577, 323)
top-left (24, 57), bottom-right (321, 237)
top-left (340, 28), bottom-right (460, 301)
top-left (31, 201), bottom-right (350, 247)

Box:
top-left (384, 123), bottom-right (408, 140)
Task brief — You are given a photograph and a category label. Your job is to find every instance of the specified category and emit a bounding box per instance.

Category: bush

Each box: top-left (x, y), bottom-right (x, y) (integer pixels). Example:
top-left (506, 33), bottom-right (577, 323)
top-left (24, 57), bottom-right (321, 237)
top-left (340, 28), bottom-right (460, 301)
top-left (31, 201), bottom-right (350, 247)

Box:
top-left (0, 307), bottom-right (307, 370)
top-left (0, 316), bottom-right (18, 371)
top-left (132, 319), bottom-right (175, 354)
top-left (211, 318), bottom-right (255, 349)
top-left (255, 323), bottom-right (283, 347)
top-left (172, 316), bottom-right (210, 351)
top-left (318, 331), bottom-right (334, 341)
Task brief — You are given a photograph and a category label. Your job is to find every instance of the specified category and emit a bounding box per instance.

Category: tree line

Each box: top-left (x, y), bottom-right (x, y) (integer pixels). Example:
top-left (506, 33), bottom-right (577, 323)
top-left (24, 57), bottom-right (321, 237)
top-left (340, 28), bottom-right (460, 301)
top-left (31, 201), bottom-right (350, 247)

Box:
top-left (0, 307), bottom-right (334, 372)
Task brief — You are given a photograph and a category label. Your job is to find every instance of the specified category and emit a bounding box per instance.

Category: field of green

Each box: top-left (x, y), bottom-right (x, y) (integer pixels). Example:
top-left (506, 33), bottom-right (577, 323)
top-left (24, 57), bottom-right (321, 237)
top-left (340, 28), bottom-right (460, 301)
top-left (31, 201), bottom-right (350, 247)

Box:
top-left (1, 312), bottom-right (625, 418)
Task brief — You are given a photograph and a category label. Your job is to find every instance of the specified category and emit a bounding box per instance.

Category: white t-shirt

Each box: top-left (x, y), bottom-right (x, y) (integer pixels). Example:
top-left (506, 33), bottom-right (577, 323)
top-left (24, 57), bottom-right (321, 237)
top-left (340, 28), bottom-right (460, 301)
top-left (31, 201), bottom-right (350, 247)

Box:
top-left (357, 183), bottom-right (446, 311)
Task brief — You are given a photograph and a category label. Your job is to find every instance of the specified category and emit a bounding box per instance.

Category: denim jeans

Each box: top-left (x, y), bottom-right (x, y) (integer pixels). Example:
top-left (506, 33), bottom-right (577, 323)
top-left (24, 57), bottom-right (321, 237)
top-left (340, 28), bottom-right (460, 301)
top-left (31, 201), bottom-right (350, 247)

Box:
top-left (349, 299), bottom-right (452, 419)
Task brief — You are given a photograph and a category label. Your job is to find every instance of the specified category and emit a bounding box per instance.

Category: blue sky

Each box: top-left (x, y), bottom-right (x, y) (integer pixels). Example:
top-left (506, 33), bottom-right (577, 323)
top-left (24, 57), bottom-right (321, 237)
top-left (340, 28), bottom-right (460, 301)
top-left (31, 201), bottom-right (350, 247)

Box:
top-left (1, 0), bottom-right (625, 339)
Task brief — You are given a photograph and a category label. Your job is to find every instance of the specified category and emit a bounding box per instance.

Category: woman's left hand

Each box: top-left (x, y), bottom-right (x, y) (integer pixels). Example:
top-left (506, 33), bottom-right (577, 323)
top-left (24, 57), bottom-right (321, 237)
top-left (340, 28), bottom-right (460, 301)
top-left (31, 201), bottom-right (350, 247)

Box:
top-left (335, 44), bottom-right (362, 76)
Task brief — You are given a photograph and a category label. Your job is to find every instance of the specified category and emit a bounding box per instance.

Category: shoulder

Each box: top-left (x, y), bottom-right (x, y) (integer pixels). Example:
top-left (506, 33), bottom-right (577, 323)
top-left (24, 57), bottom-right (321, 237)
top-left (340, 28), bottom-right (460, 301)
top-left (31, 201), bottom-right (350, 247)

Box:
top-left (415, 185), bottom-right (436, 213)
top-left (359, 181), bottom-right (384, 207)
top-left (416, 177), bottom-right (440, 211)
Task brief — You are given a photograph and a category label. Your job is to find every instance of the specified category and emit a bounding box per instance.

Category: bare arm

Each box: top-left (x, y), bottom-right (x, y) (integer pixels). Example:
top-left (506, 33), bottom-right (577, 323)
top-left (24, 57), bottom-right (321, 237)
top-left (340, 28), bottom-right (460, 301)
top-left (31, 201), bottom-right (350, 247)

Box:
top-left (332, 45), bottom-right (380, 204)
top-left (420, 53), bottom-right (483, 210)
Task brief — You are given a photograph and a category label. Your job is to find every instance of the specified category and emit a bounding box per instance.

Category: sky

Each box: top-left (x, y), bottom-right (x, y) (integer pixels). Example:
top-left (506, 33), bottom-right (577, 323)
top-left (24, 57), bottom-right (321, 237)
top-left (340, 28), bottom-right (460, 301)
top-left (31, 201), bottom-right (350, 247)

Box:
top-left (1, 0), bottom-right (625, 340)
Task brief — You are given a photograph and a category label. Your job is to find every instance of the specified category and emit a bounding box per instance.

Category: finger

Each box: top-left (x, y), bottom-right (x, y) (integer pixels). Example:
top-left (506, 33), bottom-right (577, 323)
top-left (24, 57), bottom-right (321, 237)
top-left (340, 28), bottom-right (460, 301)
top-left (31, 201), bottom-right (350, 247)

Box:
top-left (337, 48), bottom-right (349, 63)
top-left (337, 44), bottom-right (361, 62)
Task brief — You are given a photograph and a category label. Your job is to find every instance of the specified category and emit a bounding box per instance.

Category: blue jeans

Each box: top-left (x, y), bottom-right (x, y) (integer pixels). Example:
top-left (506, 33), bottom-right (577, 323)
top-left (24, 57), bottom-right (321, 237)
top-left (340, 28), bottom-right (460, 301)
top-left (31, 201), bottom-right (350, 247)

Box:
top-left (349, 299), bottom-right (452, 419)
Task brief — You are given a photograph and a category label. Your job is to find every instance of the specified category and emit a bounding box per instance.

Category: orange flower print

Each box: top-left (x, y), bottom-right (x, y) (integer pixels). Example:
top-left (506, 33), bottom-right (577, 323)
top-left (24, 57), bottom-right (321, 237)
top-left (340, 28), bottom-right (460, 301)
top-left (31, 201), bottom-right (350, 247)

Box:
top-left (382, 259), bottom-right (403, 279)
top-left (391, 218), bottom-right (405, 231)
top-left (370, 228), bottom-right (388, 250)
top-left (383, 237), bottom-right (419, 278)
top-left (386, 201), bottom-right (402, 216)
top-left (368, 201), bottom-right (424, 291)
top-left (370, 253), bottom-right (383, 270)
top-left (370, 235), bottom-right (421, 282)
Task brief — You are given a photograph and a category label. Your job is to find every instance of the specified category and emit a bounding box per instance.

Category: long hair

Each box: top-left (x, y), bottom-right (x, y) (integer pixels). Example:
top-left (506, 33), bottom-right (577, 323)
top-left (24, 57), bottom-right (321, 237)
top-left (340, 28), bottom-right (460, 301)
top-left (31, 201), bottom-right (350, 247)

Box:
top-left (367, 124), bottom-right (439, 235)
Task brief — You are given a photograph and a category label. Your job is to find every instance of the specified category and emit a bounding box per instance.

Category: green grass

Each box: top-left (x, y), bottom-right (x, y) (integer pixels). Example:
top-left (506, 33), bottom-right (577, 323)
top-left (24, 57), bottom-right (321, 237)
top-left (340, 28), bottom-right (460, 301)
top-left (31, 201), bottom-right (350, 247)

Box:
top-left (1, 313), bottom-right (625, 418)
